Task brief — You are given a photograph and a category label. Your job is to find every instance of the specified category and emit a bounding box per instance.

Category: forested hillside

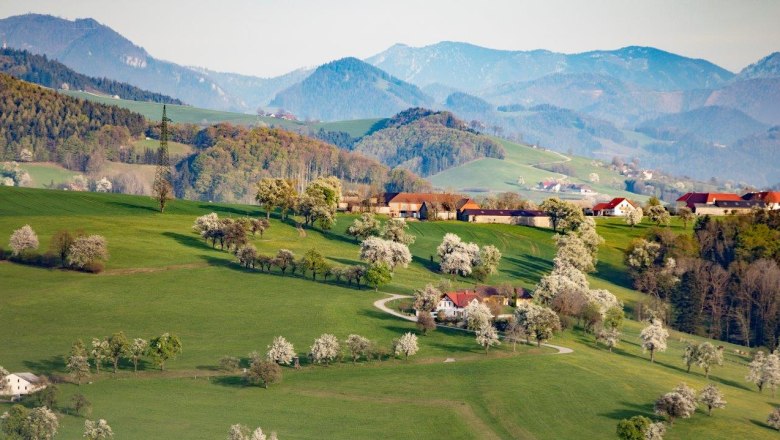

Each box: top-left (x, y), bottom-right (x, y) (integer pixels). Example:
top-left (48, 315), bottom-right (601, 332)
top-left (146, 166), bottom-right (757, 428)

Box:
top-left (352, 108), bottom-right (504, 176)
top-left (0, 48), bottom-right (183, 104)
top-left (176, 124), bottom-right (429, 203)
top-left (0, 73), bottom-right (146, 169)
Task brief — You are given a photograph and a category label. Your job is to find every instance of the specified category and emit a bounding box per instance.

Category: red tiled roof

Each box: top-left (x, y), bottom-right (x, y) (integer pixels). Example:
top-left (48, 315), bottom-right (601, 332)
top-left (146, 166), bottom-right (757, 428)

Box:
top-left (443, 291), bottom-right (481, 308)
top-left (676, 192), bottom-right (742, 209)
top-left (604, 197), bottom-right (638, 209)
top-left (743, 192), bottom-right (780, 203)
top-left (385, 193), bottom-right (462, 205)
top-left (592, 202), bottom-right (610, 211)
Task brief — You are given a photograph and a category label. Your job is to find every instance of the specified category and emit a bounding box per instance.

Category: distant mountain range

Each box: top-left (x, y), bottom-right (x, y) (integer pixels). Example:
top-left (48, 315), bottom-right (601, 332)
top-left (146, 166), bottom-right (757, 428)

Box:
top-left (0, 13), bottom-right (778, 185)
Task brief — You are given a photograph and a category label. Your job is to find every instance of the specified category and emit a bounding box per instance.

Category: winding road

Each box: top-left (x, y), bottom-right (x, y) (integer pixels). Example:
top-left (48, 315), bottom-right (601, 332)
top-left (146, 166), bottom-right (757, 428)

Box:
top-left (373, 294), bottom-right (573, 355)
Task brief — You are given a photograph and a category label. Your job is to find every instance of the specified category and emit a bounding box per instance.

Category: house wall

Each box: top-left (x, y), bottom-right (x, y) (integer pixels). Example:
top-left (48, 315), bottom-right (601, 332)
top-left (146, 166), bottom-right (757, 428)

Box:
top-left (3, 375), bottom-right (42, 395)
top-left (694, 206), bottom-right (754, 216)
top-left (466, 215), bottom-right (517, 224)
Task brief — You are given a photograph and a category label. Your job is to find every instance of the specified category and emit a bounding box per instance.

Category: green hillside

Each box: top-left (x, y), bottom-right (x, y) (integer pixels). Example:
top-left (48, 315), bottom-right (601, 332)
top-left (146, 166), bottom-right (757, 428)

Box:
top-left (0, 187), bottom-right (776, 439)
top-left (429, 137), bottom-right (647, 202)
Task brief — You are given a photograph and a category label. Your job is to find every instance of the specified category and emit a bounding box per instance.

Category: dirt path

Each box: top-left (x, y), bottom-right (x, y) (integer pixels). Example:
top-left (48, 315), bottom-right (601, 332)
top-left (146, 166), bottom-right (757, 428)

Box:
top-left (373, 294), bottom-right (574, 355)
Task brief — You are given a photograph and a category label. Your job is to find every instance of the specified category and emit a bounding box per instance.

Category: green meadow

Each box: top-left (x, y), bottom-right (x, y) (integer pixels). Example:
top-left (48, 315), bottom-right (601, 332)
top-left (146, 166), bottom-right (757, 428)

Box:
top-left (0, 187), bottom-right (776, 439)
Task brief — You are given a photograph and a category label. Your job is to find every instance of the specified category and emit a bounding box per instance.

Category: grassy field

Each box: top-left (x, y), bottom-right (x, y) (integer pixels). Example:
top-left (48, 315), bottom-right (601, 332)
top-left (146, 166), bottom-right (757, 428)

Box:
top-left (429, 137), bottom-right (647, 203)
top-left (0, 187), bottom-right (777, 439)
top-left (16, 163), bottom-right (80, 188)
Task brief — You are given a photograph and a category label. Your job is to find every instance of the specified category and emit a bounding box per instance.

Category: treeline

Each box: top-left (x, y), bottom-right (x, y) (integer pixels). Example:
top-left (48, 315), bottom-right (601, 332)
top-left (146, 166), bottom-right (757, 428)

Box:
top-left (175, 124), bottom-right (428, 203)
top-left (0, 73), bottom-right (146, 168)
top-left (353, 109), bottom-right (505, 176)
top-left (0, 48), bottom-right (183, 104)
top-left (625, 210), bottom-right (780, 348)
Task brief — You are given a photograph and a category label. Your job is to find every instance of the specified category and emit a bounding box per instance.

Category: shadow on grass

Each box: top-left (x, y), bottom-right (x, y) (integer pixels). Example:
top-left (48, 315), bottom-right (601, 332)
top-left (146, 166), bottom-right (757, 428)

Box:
top-left (750, 419), bottom-right (771, 430)
top-left (163, 231), bottom-right (213, 250)
top-left (199, 204), bottom-right (261, 217)
top-left (212, 375), bottom-right (245, 388)
top-left (594, 260), bottom-right (633, 289)
top-left (599, 400), bottom-right (654, 421)
top-left (107, 201), bottom-right (158, 213)
top-left (23, 355), bottom-right (65, 375)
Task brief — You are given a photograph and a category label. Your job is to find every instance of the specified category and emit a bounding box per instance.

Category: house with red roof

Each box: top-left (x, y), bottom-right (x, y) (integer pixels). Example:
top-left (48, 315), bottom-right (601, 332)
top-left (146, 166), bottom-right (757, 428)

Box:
top-left (383, 193), bottom-right (478, 219)
top-left (433, 290), bottom-right (483, 319)
top-left (742, 192), bottom-right (780, 210)
top-left (591, 198), bottom-right (638, 217)
top-left (675, 192), bottom-right (759, 214)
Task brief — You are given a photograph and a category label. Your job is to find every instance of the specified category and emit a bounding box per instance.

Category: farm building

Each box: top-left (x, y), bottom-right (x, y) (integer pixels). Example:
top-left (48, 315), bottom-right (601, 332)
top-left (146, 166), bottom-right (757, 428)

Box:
top-left (383, 193), bottom-right (478, 219)
top-left (2, 372), bottom-right (46, 396)
top-left (675, 192), bottom-right (743, 213)
top-left (459, 209), bottom-right (551, 228)
top-left (742, 191), bottom-right (780, 210)
top-left (433, 291), bottom-right (483, 319)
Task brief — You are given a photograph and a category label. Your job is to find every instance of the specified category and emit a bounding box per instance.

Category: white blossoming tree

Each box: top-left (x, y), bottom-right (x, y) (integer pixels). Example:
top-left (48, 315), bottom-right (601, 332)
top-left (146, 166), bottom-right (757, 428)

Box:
top-left (67, 235), bottom-right (109, 269)
top-left (695, 342), bottom-right (724, 379)
top-left (25, 406), bottom-right (59, 440)
top-left (129, 338), bottom-right (148, 373)
top-left (640, 319), bottom-right (669, 362)
top-left (382, 217), bottom-right (415, 245)
top-left (359, 237), bottom-right (411, 270)
top-left (266, 336), bottom-right (296, 365)
top-left (9, 224), bottom-right (38, 256)
top-left (463, 302), bottom-right (492, 330)
top-left (654, 383), bottom-right (697, 425)
top-left (625, 206), bottom-right (643, 227)
top-left (768, 408), bottom-right (780, 430)
top-left (84, 419), bottom-right (114, 440)
top-left (346, 334), bottom-right (371, 364)
top-left (437, 233), bottom-right (480, 276)
top-left (476, 324), bottom-right (500, 353)
top-left (747, 350), bottom-right (768, 393)
top-left (347, 213), bottom-right (381, 241)
top-left (393, 332), bottom-right (419, 360)
top-left (310, 334), bottom-right (340, 365)
top-left (553, 233), bottom-right (595, 273)
top-left (765, 351), bottom-right (780, 397)
top-left (478, 245), bottom-right (502, 274)
top-left (698, 384), bottom-right (726, 416)
top-left (95, 177), bottom-right (112, 193)
top-left (413, 284), bottom-right (442, 313)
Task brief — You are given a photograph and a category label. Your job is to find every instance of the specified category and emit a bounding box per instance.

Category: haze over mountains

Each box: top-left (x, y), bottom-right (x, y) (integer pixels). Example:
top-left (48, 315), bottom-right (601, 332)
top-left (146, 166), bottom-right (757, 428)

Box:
top-left (0, 13), bottom-right (778, 185)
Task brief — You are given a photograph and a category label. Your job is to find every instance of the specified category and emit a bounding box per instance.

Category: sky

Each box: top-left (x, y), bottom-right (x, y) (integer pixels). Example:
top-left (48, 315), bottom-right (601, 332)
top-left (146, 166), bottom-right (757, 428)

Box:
top-left (1, 0), bottom-right (778, 77)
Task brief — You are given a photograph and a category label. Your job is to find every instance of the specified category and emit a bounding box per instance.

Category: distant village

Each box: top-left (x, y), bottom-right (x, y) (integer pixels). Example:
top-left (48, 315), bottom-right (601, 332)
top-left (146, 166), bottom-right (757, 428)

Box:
top-left (338, 190), bottom-right (780, 229)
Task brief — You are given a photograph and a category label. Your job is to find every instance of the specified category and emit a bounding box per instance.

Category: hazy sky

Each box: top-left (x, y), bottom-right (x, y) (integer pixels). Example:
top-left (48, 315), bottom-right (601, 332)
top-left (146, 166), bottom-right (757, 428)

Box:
top-left (1, 0), bottom-right (778, 77)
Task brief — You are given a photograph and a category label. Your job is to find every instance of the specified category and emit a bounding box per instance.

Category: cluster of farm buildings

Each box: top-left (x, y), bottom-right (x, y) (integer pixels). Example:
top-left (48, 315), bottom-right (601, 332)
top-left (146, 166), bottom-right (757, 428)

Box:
top-left (340, 191), bottom-right (780, 227)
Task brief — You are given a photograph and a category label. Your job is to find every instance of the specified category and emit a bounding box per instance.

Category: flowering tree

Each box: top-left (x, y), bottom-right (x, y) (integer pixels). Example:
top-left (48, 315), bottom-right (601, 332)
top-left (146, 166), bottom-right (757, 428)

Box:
top-left (347, 213), bottom-right (381, 241)
top-left (273, 249), bottom-right (295, 275)
top-left (393, 332), bottom-right (419, 360)
top-left (654, 383), bottom-right (697, 425)
top-left (504, 320), bottom-right (527, 352)
top-left (625, 206), bottom-right (643, 227)
top-left (476, 324), bottom-right (500, 353)
top-left (382, 218), bottom-right (415, 245)
top-left (698, 384), bottom-right (726, 416)
top-left (359, 237), bottom-right (411, 270)
top-left (84, 419), bottom-right (114, 440)
top-left (67, 235), bottom-right (109, 269)
top-left (596, 327), bottom-right (620, 352)
top-left (266, 336), bottom-right (296, 365)
top-left (553, 234), bottom-right (594, 273)
top-left (228, 424), bottom-right (276, 440)
top-left (107, 332), bottom-right (129, 373)
top-left (95, 177), bottom-right (112, 193)
top-left (9, 224), bottom-right (38, 256)
top-left (768, 408), bottom-right (780, 430)
top-left (413, 284), bottom-right (442, 313)
top-left (437, 233), bottom-right (480, 276)
top-left (463, 302), bottom-right (492, 330)
top-left (478, 245), bottom-right (502, 275)
top-left (695, 342), bottom-right (723, 379)
top-left (640, 319), bottom-right (669, 362)
top-left (747, 350), bottom-right (768, 393)
top-left (129, 338), bottom-right (147, 373)
top-left (66, 339), bottom-right (90, 385)
top-left (646, 204), bottom-right (671, 226)
top-left (244, 353), bottom-right (282, 388)
top-left (346, 334), bottom-right (371, 363)
top-left (90, 338), bottom-right (110, 374)
top-left (25, 406), bottom-right (59, 440)
top-left (310, 334), bottom-right (340, 365)
top-left (236, 245), bottom-right (258, 269)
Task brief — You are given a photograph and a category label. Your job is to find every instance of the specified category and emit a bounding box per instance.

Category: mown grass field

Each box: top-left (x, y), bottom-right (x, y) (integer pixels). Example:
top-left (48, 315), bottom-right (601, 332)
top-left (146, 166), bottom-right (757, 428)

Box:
top-left (16, 163), bottom-right (80, 188)
top-left (0, 187), bottom-right (777, 439)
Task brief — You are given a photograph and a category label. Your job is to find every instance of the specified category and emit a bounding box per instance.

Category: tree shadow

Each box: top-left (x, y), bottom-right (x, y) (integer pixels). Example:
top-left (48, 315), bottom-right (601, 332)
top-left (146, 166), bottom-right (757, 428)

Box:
top-left (107, 201), bottom-right (158, 213)
top-left (412, 254), bottom-right (439, 273)
top-left (599, 400), bottom-right (655, 421)
top-left (162, 231), bottom-right (212, 250)
top-left (23, 355), bottom-right (65, 375)
top-left (211, 375), bottom-right (246, 388)
top-left (199, 204), bottom-right (261, 217)
top-left (594, 260), bottom-right (633, 288)
top-left (750, 419), bottom-right (771, 430)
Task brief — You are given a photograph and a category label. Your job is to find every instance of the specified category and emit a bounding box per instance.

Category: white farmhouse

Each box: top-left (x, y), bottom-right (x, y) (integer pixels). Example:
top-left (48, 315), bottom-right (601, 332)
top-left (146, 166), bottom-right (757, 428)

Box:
top-left (434, 291), bottom-right (482, 319)
top-left (2, 372), bottom-right (46, 396)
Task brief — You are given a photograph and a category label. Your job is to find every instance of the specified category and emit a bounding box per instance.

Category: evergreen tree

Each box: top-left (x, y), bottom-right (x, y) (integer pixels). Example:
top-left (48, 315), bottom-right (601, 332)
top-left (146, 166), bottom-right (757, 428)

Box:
top-left (153, 105), bottom-right (174, 213)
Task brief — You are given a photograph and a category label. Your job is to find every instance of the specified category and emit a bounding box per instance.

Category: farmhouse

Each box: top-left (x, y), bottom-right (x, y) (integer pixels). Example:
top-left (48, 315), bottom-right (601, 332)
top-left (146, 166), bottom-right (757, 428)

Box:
top-left (459, 209), bottom-right (552, 228)
top-left (2, 372), bottom-right (46, 396)
top-left (591, 198), bottom-right (638, 216)
top-left (742, 191), bottom-right (780, 210)
top-left (434, 291), bottom-right (482, 319)
top-left (383, 193), bottom-right (478, 219)
top-left (537, 181), bottom-right (561, 192)
top-left (675, 192), bottom-right (742, 213)
top-left (692, 200), bottom-right (765, 216)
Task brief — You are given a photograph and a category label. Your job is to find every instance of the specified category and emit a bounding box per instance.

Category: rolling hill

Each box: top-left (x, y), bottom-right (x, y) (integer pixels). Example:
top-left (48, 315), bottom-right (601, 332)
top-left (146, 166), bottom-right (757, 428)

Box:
top-left (270, 57), bottom-right (434, 121)
top-left (637, 106), bottom-right (769, 144)
top-left (0, 187), bottom-right (778, 439)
